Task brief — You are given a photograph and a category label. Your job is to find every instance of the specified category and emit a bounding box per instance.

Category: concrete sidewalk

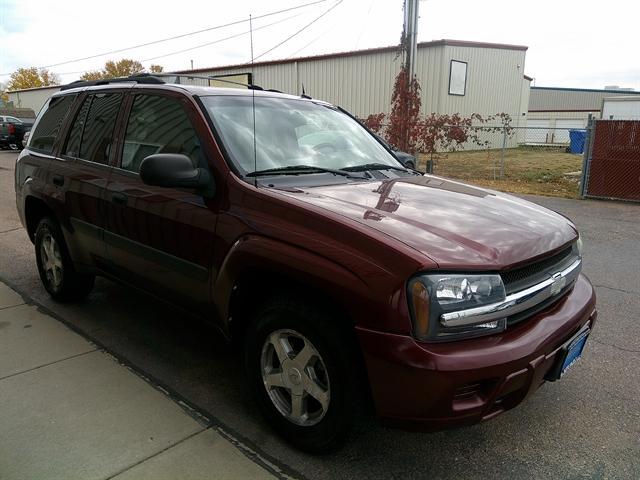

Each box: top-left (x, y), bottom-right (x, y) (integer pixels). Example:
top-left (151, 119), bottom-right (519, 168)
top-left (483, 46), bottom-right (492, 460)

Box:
top-left (0, 282), bottom-right (276, 480)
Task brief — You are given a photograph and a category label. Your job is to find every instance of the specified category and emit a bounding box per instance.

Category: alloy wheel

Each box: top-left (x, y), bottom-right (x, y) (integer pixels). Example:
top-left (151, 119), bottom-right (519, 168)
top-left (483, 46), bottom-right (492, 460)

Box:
top-left (40, 233), bottom-right (63, 289)
top-left (260, 329), bottom-right (330, 426)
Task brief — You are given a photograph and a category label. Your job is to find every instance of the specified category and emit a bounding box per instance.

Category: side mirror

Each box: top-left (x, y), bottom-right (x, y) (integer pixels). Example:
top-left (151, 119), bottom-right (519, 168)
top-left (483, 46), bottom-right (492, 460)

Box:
top-left (399, 158), bottom-right (416, 170)
top-left (139, 153), bottom-right (215, 197)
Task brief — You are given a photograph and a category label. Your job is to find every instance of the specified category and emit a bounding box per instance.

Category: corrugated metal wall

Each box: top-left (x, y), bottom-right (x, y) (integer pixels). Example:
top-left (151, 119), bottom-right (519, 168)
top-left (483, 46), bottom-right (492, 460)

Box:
top-left (298, 50), bottom-right (402, 116)
top-left (187, 43), bottom-right (528, 124)
top-left (194, 48), bottom-right (403, 118)
top-left (433, 46), bottom-right (527, 123)
top-left (529, 87), bottom-right (638, 112)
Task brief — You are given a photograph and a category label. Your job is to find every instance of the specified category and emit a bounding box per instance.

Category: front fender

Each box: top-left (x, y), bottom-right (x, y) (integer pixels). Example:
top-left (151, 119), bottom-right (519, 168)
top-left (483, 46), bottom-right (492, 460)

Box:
top-left (211, 234), bottom-right (408, 336)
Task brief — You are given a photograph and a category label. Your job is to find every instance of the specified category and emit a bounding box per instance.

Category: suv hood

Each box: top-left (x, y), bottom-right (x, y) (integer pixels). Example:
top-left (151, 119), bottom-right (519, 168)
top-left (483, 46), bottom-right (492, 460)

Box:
top-left (276, 176), bottom-right (577, 269)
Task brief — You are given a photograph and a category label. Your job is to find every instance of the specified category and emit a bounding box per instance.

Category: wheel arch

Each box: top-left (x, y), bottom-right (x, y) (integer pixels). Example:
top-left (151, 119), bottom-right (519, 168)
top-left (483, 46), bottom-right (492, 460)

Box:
top-left (213, 235), bottom-right (377, 410)
top-left (212, 235), bottom-right (372, 338)
top-left (24, 195), bottom-right (55, 243)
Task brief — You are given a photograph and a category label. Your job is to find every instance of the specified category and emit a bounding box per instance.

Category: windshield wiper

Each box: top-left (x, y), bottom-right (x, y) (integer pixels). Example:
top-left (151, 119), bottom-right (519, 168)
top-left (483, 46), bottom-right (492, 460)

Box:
top-left (342, 163), bottom-right (408, 172)
top-left (246, 165), bottom-right (366, 179)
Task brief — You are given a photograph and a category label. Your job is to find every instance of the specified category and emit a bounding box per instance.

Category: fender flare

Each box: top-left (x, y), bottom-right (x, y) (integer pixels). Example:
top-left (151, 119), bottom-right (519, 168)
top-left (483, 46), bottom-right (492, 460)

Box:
top-left (211, 234), bottom-right (375, 335)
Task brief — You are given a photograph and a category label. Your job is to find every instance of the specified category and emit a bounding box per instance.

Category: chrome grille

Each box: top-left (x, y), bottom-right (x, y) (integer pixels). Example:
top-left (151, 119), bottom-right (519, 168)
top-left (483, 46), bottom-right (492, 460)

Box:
top-left (440, 258), bottom-right (582, 328)
top-left (502, 246), bottom-right (575, 295)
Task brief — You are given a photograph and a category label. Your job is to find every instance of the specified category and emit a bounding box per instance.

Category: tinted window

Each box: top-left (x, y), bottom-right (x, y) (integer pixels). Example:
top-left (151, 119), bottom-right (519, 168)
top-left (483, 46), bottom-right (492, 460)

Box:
top-left (6, 116), bottom-right (21, 123)
top-left (121, 95), bottom-right (201, 173)
top-left (29, 95), bottom-right (76, 153)
top-left (63, 96), bottom-right (91, 158)
top-left (77, 93), bottom-right (122, 164)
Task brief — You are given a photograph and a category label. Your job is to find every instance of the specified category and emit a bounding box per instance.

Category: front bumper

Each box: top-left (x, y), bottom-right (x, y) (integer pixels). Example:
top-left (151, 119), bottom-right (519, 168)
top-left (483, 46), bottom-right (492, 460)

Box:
top-left (357, 273), bottom-right (596, 431)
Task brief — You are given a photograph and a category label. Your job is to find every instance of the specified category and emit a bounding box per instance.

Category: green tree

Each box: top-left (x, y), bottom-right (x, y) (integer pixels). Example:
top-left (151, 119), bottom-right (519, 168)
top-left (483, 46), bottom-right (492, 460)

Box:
top-left (7, 67), bottom-right (60, 90)
top-left (79, 70), bottom-right (103, 81)
top-left (102, 59), bottom-right (145, 78)
top-left (80, 59), bottom-right (163, 81)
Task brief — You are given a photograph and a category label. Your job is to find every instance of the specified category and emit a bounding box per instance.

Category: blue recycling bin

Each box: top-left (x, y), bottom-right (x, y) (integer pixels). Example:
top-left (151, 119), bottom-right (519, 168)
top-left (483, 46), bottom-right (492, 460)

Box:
top-left (569, 129), bottom-right (586, 154)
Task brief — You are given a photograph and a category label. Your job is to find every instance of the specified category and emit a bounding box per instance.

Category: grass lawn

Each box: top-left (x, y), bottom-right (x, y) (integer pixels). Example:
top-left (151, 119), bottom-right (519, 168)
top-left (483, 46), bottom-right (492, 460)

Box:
top-left (417, 146), bottom-right (584, 198)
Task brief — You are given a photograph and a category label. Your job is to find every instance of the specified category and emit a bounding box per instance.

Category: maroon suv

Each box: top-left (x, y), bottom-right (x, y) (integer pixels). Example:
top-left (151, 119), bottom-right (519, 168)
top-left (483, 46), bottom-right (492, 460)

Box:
top-left (15, 75), bottom-right (596, 452)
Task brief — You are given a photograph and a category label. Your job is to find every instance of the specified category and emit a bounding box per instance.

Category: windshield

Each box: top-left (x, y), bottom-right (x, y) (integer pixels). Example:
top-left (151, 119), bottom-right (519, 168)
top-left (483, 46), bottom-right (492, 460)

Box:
top-left (201, 96), bottom-right (400, 175)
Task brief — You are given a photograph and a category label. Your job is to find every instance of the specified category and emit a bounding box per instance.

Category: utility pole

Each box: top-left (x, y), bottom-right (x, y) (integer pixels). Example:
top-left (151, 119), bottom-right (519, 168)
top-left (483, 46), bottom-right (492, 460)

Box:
top-left (400, 0), bottom-right (420, 155)
top-left (403, 0), bottom-right (419, 79)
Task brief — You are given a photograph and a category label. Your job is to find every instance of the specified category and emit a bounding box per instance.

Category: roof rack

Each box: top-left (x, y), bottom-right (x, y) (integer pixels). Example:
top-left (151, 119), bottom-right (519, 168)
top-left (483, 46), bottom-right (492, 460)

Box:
top-left (59, 73), bottom-right (165, 91)
top-left (60, 72), bottom-right (266, 92)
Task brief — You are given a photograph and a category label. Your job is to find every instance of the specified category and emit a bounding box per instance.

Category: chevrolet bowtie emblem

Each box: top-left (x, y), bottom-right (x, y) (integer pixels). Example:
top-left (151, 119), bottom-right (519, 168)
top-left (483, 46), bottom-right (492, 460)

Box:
top-left (550, 272), bottom-right (566, 296)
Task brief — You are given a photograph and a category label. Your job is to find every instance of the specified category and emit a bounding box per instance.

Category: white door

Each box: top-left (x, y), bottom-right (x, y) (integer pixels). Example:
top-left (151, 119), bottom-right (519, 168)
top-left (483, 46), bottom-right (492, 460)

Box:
top-left (553, 119), bottom-right (587, 144)
top-left (602, 99), bottom-right (640, 120)
top-left (526, 119), bottom-right (551, 144)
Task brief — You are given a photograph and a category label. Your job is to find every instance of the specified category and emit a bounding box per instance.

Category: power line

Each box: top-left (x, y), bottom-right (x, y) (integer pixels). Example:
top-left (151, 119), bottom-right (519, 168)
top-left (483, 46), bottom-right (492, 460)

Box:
top-left (355, 0), bottom-right (375, 49)
top-left (0, 0), bottom-right (328, 76)
top-left (285, 23), bottom-right (337, 59)
top-left (55, 13), bottom-right (302, 76)
top-left (253, 0), bottom-right (344, 61)
top-left (141, 12), bottom-right (304, 63)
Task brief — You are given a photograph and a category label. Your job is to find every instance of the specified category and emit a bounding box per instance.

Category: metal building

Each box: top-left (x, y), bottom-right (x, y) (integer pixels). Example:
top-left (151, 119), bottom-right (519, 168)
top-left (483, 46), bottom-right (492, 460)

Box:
top-left (528, 86), bottom-right (639, 129)
top-left (175, 39), bottom-right (531, 128)
top-left (6, 85), bottom-right (61, 115)
top-left (7, 39), bottom-right (531, 134)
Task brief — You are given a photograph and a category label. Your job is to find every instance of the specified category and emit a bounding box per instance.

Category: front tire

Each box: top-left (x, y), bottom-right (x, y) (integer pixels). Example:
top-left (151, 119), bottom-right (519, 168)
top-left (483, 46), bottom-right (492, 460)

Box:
top-left (35, 217), bottom-right (94, 302)
top-left (244, 297), bottom-right (358, 452)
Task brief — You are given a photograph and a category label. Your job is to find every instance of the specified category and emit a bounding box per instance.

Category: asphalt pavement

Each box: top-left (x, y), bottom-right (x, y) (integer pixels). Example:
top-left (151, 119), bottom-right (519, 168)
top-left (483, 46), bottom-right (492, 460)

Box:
top-left (1, 150), bottom-right (638, 479)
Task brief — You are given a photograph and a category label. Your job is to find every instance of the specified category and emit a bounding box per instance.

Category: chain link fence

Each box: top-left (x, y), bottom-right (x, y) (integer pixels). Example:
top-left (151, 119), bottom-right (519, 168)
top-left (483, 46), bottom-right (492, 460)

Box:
top-left (373, 123), bottom-right (588, 198)
top-left (581, 119), bottom-right (640, 202)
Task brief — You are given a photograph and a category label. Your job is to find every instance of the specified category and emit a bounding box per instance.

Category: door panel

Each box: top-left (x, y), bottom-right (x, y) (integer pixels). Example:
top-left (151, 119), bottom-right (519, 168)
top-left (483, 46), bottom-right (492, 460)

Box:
top-left (54, 158), bottom-right (111, 267)
top-left (103, 92), bottom-right (218, 309)
top-left (55, 92), bottom-right (124, 268)
top-left (553, 119), bottom-right (586, 144)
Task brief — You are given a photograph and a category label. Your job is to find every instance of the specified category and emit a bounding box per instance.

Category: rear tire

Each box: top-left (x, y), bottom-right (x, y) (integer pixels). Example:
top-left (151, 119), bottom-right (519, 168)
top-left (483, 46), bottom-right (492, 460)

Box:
top-left (34, 217), bottom-right (94, 302)
top-left (244, 297), bottom-right (358, 452)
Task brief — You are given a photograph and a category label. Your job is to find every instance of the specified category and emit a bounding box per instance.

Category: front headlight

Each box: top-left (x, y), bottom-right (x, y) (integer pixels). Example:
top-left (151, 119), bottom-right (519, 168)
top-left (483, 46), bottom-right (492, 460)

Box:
top-left (408, 274), bottom-right (507, 342)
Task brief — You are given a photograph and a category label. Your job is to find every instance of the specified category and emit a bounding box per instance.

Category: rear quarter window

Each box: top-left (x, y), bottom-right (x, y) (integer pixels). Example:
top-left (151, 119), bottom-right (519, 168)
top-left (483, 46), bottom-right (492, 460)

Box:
top-left (29, 95), bottom-right (76, 154)
top-left (62, 93), bottom-right (123, 164)
top-left (79, 93), bottom-right (122, 164)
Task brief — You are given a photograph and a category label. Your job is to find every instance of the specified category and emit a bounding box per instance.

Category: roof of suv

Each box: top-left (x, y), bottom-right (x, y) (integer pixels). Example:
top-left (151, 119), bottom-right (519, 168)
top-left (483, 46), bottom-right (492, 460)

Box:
top-left (56, 75), bottom-right (326, 104)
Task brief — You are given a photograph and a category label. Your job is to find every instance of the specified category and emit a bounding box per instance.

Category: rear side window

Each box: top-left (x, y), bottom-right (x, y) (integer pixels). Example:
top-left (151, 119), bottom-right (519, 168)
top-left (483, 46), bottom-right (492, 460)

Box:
top-left (77, 93), bottom-right (123, 164)
top-left (121, 94), bottom-right (202, 173)
top-left (64, 96), bottom-right (91, 158)
top-left (29, 95), bottom-right (76, 153)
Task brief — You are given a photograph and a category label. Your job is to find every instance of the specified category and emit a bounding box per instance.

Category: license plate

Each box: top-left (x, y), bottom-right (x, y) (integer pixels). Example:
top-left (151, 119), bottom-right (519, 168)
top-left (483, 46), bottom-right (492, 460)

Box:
top-left (560, 330), bottom-right (589, 377)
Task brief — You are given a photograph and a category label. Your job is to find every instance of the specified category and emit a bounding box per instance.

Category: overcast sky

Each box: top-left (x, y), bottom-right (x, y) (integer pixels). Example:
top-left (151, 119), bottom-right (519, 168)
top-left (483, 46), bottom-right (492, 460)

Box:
top-left (1, 0), bottom-right (638, 90)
